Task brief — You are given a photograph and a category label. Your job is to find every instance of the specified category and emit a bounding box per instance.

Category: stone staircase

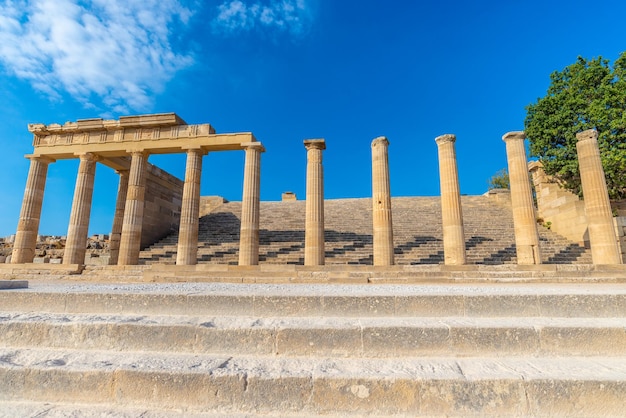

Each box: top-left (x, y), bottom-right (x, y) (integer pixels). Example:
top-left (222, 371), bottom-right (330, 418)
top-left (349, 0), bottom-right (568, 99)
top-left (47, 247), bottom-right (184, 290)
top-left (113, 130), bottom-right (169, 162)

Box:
top-left (139, 196), bottom-right (591, 266)
top-left (1, 281), bottom-right (625, 416)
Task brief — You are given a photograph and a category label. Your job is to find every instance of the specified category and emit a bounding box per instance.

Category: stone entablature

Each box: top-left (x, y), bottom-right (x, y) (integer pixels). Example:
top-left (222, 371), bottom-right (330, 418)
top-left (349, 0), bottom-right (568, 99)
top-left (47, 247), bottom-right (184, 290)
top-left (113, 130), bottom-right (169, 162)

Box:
top-left (30, 113), bottom-right (191, 144)
top-left (28, 113), bottom-right (256, 172)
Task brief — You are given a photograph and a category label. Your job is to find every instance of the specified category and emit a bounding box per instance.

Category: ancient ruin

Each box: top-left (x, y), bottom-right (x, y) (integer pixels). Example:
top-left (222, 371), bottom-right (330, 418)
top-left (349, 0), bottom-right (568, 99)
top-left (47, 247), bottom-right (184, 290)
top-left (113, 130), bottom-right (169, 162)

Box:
top-left (7, 113), bottom-right (624, 270)
top-left (2, 113), bottom-right (625, 417)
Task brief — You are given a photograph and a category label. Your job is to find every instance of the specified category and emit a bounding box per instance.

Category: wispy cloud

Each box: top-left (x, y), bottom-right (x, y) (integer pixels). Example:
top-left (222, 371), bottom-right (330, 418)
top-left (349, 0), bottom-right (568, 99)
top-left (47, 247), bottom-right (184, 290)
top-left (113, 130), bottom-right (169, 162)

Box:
top-left (214, 0), bottom-right (312, 36)
top-left (0, 0), bottom-right (193, 113)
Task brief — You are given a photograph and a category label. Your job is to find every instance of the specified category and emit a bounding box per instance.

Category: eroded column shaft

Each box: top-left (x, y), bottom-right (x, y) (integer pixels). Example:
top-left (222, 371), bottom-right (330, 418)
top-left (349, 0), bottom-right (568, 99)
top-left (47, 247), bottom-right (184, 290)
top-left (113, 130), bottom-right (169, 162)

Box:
top-left (64, 153), bottom-right (98, 265)
top-left (503, 131), bottom-right (542, 264)
top-left (118, 151), bottom-right (148, 265)
top-left (177, 148), bottom-right (205, 265)
top-left (239, 142), bottom-right (264, 266)
top-left (12, 156), bottom-right (53, 264)
top-left (304, 139), bottom-right (326, 266)
top-left (371, 136), bottom-right (394, 266)
top-left (576, 129), bottom-right (622, 264)
top-left (435, 134), bottom-right (466, 265)
top-left (108, 170), bottom-right (129, 265)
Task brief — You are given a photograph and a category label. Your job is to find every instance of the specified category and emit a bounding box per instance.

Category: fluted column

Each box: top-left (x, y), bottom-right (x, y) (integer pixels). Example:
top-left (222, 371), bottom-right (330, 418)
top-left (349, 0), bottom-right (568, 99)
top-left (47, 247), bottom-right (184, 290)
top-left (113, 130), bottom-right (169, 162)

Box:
top-left (177, 147), bottom-right (205, 265)
top-left (304, 139), bottom-right (326, 266)
top-left (576, 129), bottom-right (622, 264)
top-left (108, 170), bottom-right (129, 265)
top-left (64, 153), bottom-right (98, 265)
top-left (239, 142), bottom-right (265, 266)
top-left (118, 151), bottom-right (149, 265)
top-left (435, 134), bottom-right (466, 265)
top-left (12, 156), bottom-right (54, 264)
top-left (503, 131), bottom-right (542, 264)
top-left (371, 136), bottom-right (394, 266)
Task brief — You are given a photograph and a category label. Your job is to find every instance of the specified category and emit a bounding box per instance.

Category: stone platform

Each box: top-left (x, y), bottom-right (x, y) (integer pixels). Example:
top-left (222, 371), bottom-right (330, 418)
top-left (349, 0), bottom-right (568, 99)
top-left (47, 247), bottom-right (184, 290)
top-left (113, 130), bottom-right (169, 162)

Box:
top-left (1, 276), bottom-right (625, 416)
top-left (2, 263), bottom-right (625, 284)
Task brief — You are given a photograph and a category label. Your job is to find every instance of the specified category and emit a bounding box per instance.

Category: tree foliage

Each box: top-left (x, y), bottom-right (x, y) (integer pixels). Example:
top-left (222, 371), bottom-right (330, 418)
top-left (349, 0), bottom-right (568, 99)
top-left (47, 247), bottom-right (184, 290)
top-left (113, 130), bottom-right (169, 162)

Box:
top-left (524, 53), bottom-right (626, 200)
top-left (487, 168), bottom-right (510, 190)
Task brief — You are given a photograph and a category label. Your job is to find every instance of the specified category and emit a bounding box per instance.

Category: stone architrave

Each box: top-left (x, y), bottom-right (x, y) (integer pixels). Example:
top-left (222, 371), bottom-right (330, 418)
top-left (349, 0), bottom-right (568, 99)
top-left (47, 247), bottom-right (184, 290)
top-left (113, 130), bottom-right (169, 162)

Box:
top-left (239, 142), bottom-right (265, 266)
top-left (64, 152), bottom-right (99, 265)
top-left (503, 131), bottom-right (542, 264)
top-left (118, 151), bottom-right (149, 265)
top-left (12, 156), bottom-right (54, 264)
top-left (108, 170), bottom-right (129, 265)
top-left (435, 134), bottom-right (466, 265)
top-left (371, 136), bottom-right (394, 266)
top-left (304, 139), bottom-right (326, 266)
top-left (576, 129), bottom-right (622, 264)
top-left (177, 147), bottom-right (206, 265)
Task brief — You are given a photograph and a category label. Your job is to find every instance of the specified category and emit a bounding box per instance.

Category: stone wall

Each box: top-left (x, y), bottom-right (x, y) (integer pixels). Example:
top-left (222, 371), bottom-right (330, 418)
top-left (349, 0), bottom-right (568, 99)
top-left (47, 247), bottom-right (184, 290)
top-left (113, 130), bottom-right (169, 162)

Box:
top-left (529, 162), bottom-right (588, 244)
top-left (529, 161), bottom-right (625, 263)
top-left (141, 164), bottom-right (183, 249)
top-left (484, 188), bottom-right (512, 207)
top-left (199, 196), bottom-right (227, 217)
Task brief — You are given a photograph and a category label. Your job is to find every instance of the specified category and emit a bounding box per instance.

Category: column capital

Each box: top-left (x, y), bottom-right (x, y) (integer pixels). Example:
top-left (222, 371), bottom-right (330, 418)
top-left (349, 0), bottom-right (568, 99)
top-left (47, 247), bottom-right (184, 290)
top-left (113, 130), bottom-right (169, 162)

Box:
top-left (435, 134), bottom-right (456, 145)
top-left (304, 138), bottom-right (326, 151)
top-left (241, 141), bottom-right (265, 152)
top-left (115, 169), bottom-right (130, 176)
top-left (75, 152), bottom-right (101, 163)
top-left (502, 131), bottom-right (526, 142)
top-left (182, 146), bottom-right (208, 155)
top-left (371, 136), bottom-right (389, 148)
top-left (576, 128), bottom-right (598, 142)
top-left (25, 154), bottom-right (55, 164)
top-left (126, 150), bottom-right (149, 157)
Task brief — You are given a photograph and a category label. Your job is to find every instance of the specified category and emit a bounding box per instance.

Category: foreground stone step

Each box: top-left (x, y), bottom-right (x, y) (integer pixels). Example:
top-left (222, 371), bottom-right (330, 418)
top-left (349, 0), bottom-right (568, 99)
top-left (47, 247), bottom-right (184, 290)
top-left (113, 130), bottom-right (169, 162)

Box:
top-left (0, 401), bottom-right (254, 418)
top-left (2, 313), bottom-right (624, 357)
top-left (1, 347), bottom-right (625, 416)
top-left (2, 283), bottom-right (625, 318)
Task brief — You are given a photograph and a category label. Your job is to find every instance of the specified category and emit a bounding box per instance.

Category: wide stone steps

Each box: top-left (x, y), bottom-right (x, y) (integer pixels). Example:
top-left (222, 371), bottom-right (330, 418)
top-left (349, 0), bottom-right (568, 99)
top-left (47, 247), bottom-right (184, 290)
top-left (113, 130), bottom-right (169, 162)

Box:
top-left (2, 313), bottom-right (624, 357)
top-left (139, 196), bottom-right (592, 266)
top-left (1, 282), bottom-right (625, 415)
top-left (1, 348), bottom-right (625, 416)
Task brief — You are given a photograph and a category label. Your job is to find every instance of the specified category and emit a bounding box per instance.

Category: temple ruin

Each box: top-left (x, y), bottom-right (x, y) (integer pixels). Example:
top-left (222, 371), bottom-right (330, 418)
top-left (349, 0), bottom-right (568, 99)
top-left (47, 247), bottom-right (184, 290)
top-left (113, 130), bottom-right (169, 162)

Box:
top-left (8, 113), bottom-right (624, 270)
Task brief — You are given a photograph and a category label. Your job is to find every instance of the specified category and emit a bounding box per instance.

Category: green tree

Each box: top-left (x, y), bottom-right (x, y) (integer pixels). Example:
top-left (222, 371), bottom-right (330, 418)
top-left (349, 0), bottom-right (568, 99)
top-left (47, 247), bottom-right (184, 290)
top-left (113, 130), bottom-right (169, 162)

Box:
top-left (524, 53), bottom-right (626, 200)
top-left (487, 168), bottom-right (510, 190)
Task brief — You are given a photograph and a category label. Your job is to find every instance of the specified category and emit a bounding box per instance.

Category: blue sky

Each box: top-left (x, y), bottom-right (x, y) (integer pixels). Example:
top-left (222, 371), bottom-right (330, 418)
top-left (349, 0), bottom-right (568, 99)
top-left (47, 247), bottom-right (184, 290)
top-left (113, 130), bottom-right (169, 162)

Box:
top-left (0, 0), bottom-right (624, 236)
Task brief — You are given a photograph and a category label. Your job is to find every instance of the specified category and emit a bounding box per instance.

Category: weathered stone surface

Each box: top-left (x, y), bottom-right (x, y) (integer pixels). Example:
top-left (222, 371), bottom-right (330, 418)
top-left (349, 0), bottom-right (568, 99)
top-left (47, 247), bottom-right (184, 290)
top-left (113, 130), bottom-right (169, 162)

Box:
top-left (304, 139), bottom-right (326, 266)
top-left (503, 131), bottom-right (542, 264)
top-left (371, 136), bottom-right (394, 266)
top-left (0, 280), bottom-right (27, 290)
top-left (1, 282), bottom-right (626, 415)
top-left (436, 134), bottom-right (466, 265)
top-left (576, 129), bottom-right (622, 264)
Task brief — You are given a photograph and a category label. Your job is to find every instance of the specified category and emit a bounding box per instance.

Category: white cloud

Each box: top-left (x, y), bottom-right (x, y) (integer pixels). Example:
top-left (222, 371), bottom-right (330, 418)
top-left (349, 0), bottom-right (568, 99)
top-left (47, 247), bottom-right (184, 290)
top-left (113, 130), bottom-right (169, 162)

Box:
top-left (214, 0), bottom-right (311, 36)
top-left (0, 0), bottom-right (193, 113)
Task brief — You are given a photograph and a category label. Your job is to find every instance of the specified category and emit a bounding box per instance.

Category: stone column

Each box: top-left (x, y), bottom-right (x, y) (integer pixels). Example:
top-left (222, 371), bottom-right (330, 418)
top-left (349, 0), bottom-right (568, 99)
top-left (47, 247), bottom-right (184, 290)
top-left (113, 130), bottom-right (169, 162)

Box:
top-left (118, 151), bottom-right (149, 265)
top-left (176, 147), bottom-right (205, 265)
top-left (108, 170), bottom-right (129, 265)
top-left (239, 142), bottom-right (265, 266)
top-left (12, 156), bottom-right (54, 264)
top-left (371, 136), bottom-right (394, 266)
top-left (304, 139), bottom-right (326, 266)
top-left (435, 134), bottom-right (466, 265)
top-left (576, 129), bottom-right (622, 264)
top-left (64, 153), bottom-right (99, 265)
top-left (503, 131), bottom-right (542, 264)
